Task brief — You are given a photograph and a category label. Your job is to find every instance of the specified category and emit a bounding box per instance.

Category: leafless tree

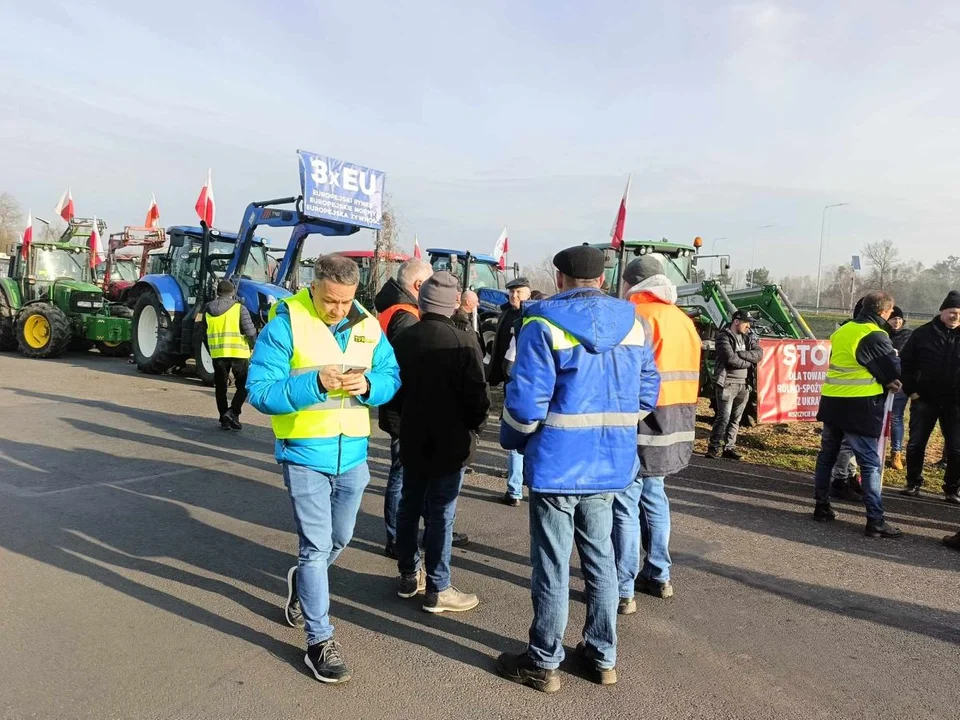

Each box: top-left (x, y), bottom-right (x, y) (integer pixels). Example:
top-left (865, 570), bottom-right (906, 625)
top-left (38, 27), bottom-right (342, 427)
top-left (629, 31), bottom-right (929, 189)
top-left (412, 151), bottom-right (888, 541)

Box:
top-left (40, 219), bottom-right (67, 242)
top-left (521, 255), bottom-right (558, 295)
top-left (862, 239), bottom-right (901, 290)
top-left (0, 192), bottom-right (25, 254)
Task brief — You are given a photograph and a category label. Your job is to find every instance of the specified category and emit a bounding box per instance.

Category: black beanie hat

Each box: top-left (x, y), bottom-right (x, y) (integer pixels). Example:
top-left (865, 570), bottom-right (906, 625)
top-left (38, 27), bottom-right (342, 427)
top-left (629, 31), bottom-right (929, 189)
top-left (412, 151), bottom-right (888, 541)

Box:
top-left (890, 306), bottom-right (904, 320)
top-left (940, 291), bottom-right (960, 312)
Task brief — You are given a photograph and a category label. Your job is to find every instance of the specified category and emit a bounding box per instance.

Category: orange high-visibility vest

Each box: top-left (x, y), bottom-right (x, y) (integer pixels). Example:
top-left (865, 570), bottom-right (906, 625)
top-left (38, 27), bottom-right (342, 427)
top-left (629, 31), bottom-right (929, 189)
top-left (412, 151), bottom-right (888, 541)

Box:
top-left (377, 303), bottom-right (420, 334)
top-left (630, 294), bottom-right (701, 406)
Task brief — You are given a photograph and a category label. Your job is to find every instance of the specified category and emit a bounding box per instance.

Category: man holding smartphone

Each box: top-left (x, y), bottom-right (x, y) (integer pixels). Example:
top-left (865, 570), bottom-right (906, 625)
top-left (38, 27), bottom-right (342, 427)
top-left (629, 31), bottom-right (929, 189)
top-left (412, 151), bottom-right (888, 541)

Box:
top-left (247, 254), bottom-right (400, 685)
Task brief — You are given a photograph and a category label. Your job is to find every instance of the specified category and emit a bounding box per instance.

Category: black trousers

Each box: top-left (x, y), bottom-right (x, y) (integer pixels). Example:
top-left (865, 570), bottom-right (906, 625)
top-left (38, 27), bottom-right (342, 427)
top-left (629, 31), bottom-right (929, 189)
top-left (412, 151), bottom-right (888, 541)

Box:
top-left (213, 358), bottom-right (249, 418)
top-left (905, 398), bottom-right (960, 493)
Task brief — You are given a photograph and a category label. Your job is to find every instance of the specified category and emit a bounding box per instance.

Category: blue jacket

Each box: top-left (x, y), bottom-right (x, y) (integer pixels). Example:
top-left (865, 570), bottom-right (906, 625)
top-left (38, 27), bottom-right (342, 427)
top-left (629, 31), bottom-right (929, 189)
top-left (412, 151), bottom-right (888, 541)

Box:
top-left (500, 288), bottom-right (660, 494)
top-left (246, 300), bottom-right (401, 476)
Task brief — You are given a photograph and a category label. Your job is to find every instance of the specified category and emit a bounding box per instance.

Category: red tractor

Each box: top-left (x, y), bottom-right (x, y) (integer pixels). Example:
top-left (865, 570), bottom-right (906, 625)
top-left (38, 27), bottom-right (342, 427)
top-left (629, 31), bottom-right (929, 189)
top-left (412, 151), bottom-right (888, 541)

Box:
top-left (103, 227), bottom-right (166, 306)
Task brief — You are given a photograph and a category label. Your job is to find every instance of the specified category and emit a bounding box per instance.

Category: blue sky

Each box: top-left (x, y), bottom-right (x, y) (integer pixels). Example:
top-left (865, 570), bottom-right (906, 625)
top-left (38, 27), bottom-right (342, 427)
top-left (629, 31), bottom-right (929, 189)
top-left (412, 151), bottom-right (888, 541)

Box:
top-left (1, 0), bottom-right (958, 277)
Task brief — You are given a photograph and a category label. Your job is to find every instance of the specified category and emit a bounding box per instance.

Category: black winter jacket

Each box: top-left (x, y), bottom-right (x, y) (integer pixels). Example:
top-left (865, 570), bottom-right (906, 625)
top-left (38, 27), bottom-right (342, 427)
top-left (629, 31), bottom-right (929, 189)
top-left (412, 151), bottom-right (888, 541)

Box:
top-left (375, 278), bottom-right (420, 436)
top-left (487, 303), bottom-right (523, 386)
top-left (714, 328), bottom-right (763, 386)
top-left (816, 312), bottom-right (901, 438)
top-left (900, 317), bottom-right (960, 403)
top-left (890, 326), bottom-right (913, 354)
top-left (392, 314), bottom-right (491, 474)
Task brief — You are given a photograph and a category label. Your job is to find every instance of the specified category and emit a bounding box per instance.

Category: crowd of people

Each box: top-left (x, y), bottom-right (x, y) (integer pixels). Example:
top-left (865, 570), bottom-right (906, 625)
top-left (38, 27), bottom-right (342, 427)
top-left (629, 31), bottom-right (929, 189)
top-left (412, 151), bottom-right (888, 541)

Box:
top-left (197, 246), bottom-right (959, 692)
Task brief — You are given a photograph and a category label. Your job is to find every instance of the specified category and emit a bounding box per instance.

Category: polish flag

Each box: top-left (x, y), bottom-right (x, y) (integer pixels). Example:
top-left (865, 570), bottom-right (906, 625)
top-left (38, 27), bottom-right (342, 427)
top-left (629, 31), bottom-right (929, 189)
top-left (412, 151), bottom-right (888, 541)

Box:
top-left (413, 234), bottom-right (422, 260)
top-left (195, 169), bottom-right (215, 227)
top-left (144, 193), bottom-right (160, 229)
top-left (493, 226), bottom-right (509, 270)
top-left (20, 212), bottom-right (33, 261)
top-left (89, 217), bottom-right (106, 268)
top-left (55, 188), bottom-right (75, 223)
top-left (609, 174), bottom-right (632, 251)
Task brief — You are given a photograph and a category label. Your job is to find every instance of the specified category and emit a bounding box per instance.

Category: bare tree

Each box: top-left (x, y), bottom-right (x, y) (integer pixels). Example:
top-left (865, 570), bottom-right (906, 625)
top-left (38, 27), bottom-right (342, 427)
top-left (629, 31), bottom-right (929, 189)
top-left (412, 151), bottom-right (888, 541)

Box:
top-left (862, 239), bottom-right (901, 290)
top-left (40, 219), bottom-right (67, 242)
top-left (521, 255), bottom-right (558, 295)
top-left (0, 192), bottom-right (25, 254)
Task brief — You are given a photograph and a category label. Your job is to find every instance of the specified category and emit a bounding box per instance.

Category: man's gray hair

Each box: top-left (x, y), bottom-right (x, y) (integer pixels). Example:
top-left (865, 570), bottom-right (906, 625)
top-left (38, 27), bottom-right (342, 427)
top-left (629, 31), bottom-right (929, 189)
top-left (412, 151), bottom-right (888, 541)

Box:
top-left (313, 254), bottom-right (360, 286)
top-left (397, 259), bottom-right (433, 293)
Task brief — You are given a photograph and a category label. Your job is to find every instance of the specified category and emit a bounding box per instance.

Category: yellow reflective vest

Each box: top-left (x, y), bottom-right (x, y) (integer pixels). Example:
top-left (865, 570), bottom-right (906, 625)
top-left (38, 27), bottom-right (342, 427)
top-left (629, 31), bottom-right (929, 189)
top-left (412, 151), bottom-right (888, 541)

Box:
top-left (271, 289), bottom-right (381, 440)
top-left (205, 303), bottom-right (251, 360)
top-left (822, 321), bottom-right (884, 398)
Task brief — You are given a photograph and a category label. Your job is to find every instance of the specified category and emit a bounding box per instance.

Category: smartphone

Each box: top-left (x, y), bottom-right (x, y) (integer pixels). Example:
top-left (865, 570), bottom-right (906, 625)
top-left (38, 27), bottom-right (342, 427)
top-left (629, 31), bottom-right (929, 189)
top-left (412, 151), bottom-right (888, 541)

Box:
top-left (342, 367), bottom-right (366, 375)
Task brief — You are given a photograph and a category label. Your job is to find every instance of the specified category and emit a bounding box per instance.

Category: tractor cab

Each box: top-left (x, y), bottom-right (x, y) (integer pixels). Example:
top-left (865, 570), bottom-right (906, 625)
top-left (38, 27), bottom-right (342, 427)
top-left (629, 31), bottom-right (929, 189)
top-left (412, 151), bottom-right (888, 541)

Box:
top-left (102, 227), bottom-right (166, 305)
top-left (60, 217), bottom-right (108, 248)
top-left (335, 250), bottom-right (410, 309)
top-left (596, 239), bottom-right (699, 295)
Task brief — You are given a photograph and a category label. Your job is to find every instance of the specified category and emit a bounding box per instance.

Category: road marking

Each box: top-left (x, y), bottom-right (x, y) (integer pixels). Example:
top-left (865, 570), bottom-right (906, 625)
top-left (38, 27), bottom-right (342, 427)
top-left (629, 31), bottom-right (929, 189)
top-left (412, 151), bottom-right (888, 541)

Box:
top-left (0, 467), bottom-right (205, 498)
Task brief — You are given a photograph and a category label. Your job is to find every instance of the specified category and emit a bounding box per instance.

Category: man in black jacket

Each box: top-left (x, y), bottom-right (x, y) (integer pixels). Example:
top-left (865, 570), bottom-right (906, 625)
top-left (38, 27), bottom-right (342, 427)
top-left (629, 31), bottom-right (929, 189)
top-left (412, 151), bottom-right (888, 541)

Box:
top-left (707, 310), bottom-right (763, 459)
top-left (899, 291), bottom-right (960, 504)
top-left (392, 272), bottom-right (490, 613)
top-left (202, 280), bottom-right (257, 430)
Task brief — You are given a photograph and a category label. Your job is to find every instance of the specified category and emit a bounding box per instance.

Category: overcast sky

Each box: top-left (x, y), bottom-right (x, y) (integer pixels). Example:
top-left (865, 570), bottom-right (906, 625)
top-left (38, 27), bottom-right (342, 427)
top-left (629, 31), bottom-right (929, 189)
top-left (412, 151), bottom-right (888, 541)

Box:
top-left (1, 0), bottom-right (958, 276)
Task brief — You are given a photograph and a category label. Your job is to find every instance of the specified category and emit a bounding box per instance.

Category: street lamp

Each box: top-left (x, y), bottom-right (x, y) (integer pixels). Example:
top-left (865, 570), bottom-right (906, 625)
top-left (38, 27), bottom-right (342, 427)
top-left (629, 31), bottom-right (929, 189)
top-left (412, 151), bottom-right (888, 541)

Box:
top-left (749, 225), bottom-right (775, 286)
top-left (711, 236), bottom-right (728, 253)
top-left (815, 203), bottom-right (849, 311)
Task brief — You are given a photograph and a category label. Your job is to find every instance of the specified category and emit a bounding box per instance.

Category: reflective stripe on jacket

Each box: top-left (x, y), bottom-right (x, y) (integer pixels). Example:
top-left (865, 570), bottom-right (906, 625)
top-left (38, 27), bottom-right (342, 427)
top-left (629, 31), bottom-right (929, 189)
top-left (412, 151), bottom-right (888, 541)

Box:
top-left (629, 290), bottom-right (701, 476)
top-left (271, 289), bottom-right (382, 440)
top-left (822, 321), bottom-right (884, 398)
top-left (377, 303), bottom-right (420, 334)
top-left (205, 303), bottom-right (251, 360)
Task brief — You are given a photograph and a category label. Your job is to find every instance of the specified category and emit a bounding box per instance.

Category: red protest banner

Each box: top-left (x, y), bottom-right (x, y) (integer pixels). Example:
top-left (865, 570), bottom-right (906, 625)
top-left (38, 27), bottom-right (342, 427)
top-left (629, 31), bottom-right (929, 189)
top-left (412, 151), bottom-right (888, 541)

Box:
top-left (756, 339), bottom-right (832, 423)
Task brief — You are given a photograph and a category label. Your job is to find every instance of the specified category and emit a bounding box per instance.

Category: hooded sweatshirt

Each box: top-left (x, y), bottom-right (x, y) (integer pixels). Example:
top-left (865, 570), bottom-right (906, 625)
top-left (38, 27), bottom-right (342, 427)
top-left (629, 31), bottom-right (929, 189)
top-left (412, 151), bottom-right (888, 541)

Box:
top-left (500, 287), bottom-right (660, 494)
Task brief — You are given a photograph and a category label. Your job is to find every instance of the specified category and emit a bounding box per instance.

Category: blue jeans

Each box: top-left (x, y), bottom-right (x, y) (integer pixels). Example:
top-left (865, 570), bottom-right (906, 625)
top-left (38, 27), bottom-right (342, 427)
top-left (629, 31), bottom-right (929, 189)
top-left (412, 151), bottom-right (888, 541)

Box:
top-left (891, 393), bottom-right (908, 452)
top-left (283, 462), bottom-right (370, 646)
top-left (383, 435), bottom-right (403, 544)
top-left (813, 423), bottom-right (884, 523)
top-left (396, 468), bottom-right (463, 593)
top-left (506, 449), bottom-right (524, 499)
top-left (527, 492), bottom-right (618, 670)
top-left (612, 475), bottom-right (671, 597)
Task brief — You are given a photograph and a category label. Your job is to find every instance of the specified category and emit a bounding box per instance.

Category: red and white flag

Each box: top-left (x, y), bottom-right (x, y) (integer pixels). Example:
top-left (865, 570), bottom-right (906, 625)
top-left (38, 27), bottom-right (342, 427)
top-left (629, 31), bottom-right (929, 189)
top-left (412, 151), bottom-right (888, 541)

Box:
top-left (89, 216), bottom-right (106, 268)
top-left (493, 226), bottom-right (509, 270)
top-left (55, 188), bottom-right (75, 223)
top-left (413, 234), bottom-right (422, 260)
top-left (609, 174), bottom-right (632, 250)
top-left (20, 212), bottom-right (33, 261)
top-left (877, 391), bottom-right (895, 487)
top-left (144, 193), bottom-right (160, 229)
top-left (195, 169), bottom-right (215, 227)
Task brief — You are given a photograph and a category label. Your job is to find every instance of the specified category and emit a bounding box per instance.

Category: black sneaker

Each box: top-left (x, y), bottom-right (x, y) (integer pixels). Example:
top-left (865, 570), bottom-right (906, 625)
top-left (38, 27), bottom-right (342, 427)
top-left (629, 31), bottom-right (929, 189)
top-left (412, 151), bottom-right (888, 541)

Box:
top-left (496, 652), bottom-right (560, 693)
top-left (704, 449), bottom-right (719, 459)
top-left (575, 642), bottom-right (617, 686)
top-left (284, 566), bottom-right (304, 629)
top-left (219, 415), bottom-right (231, 430)
top-left (635, 577), bottom-right (674, 599)
top-left (452, 532), bottom-right (470, 547)
top-left (899, 484), bottom-right (922, 497)
top-left (831, 482), bottom-right (862, 502)
top-left (722, 449), bottom-right (743, 461)
top-left (934, 459), bottom-right (948, 470)
top-left (397, 569), bottom-right (426, 599)
top-left (304, 639), bottom-right (351, 684)
top-left (865, 521), bottom-right (904, 539)
top-left (813, 502), bottom-right (836, 522)
top-left (384, 540), bottom-right (397, 559)
top-left (502, 493), bottom-right (521, 507)
top-left (943, 532), bottom-right (960, 551)
top-left (944, 491), bottom-right (960, 505)
top-left (224, 409), bottom-right (242, 430)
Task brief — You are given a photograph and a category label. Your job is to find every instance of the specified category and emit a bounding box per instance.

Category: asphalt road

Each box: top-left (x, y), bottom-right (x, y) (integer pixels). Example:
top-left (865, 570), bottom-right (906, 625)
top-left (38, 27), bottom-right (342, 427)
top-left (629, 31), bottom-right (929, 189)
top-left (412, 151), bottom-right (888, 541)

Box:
top-left (0, 353), bottom-right (958, 720)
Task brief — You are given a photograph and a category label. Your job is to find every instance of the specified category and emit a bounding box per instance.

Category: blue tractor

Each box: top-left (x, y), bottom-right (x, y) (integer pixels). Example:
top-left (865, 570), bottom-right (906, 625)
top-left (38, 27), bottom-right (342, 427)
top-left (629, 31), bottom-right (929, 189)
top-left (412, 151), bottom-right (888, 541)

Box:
top-left (129, 196), bottom-right (357, 384)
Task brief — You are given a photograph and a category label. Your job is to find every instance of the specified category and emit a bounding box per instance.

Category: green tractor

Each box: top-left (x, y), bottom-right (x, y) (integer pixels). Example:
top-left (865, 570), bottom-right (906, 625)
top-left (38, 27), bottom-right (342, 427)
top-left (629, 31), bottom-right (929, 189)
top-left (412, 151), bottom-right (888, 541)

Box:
top-left (0, 241), bottom-right (132, 358)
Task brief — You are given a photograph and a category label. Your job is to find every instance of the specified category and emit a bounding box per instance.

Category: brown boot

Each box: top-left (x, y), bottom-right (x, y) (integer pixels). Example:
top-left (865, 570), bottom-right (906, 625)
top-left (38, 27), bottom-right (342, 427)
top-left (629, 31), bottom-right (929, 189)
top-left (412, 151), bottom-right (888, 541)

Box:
top-left (891, 451), bottom-right (904, 471)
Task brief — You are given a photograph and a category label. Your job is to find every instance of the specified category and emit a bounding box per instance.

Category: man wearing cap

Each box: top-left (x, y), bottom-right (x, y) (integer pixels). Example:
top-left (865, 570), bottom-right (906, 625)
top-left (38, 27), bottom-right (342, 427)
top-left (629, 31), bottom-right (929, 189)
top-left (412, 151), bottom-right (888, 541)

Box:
top-left (391, 272), bottom-right (490, 612)
top-left (613, 256), bottom-right (700, 610)
top-left (489, 276), bottom-right (532, 506)
top-left (495, 246), bottom-right (659, 693)
top-left (706, 310), bottom-right (763, 459)
top-left (899, 291), bottom-right (960, 504)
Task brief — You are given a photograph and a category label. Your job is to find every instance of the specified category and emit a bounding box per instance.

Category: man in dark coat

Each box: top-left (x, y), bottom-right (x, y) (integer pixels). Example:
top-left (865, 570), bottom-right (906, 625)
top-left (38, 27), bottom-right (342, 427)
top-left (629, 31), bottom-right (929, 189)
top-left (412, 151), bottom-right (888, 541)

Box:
top-left (391, 272), bottom-right (490, 613)
top-left (201, 280), bottom-right (257, 430)
top-left (706, 310), bottom-right (763, 459)
top-left (899, 291), bottom-right (960, 504)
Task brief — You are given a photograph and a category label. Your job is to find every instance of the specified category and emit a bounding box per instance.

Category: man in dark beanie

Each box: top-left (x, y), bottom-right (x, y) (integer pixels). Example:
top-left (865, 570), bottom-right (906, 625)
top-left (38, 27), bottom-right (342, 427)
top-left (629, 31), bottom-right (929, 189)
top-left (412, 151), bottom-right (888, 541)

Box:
top-left (202, 279), bottom-right (257, 430)
top-left (391, 271), bottom-right (490, 612)
top-left (495, 245), bottom-right (659, 693)
top-left (899, 291), bottom-right (960, 503)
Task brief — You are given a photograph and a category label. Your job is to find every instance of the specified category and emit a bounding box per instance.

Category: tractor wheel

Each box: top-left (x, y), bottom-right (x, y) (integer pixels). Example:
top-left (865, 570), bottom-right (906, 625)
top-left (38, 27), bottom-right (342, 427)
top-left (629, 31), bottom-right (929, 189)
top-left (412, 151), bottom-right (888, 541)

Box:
top-left (132, 291), bottom-right (180, 374)
top-left (0, 291), bottom-right (17, 351)
top-left (97, 340), bottom-right (131, 357)
top-left (16, 304), bottom-right (71, 358)
top-left (193, 334), bottom-right (216, 387)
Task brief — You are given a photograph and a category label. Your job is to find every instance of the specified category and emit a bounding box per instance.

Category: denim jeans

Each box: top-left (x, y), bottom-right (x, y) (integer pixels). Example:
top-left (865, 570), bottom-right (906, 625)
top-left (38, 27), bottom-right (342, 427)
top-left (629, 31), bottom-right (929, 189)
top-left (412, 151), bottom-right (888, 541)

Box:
top-left (506, 450), bottom-right (524, 499)
top-left (527, 491), bottom-right (618, 671)
top-left (890, 393), bottom-right (909, 453)
top-left (383, 434), bottom-right (403, 545)
top-left (709, 383), bottom-right (751, 452)
top-left (906, 398), bottom-right (960, 493)
top-left (283, 462), bottom-right (370, 646)
top-left (612, 475), bottom-right (671, 597)
top-left (396, 468), bottom-right (463, 593)
top-left (813, 423), bottom-right (884, 523)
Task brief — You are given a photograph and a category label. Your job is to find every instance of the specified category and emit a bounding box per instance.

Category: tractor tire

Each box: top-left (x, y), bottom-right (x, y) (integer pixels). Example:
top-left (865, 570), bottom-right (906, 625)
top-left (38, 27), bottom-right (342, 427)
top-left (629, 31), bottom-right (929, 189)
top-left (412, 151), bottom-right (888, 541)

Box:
top-left (97, 340), bottom-right (131, 357)
top-left (193, 330), bottom-right (216, 387)
top-left (132, 291), bottom-right (181, 375)
top-left (0, 291), bottom-right (17, 352)
top-left (16, 304), bottom-right (71, 358)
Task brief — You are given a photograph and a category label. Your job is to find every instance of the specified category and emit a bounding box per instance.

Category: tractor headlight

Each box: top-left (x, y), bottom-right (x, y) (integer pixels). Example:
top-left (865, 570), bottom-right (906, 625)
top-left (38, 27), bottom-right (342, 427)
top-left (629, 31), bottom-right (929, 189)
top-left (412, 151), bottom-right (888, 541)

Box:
top-left (76, 300), bottom-right (102, 308)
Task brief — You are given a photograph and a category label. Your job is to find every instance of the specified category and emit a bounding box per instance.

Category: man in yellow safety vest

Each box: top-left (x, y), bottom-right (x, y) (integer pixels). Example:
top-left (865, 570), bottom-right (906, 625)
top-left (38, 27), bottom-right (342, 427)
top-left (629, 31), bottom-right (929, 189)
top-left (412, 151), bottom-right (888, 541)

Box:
top-left (247, 254), bottom-right (400, 684)
top-left (203, 279), bottom-right (257, 430)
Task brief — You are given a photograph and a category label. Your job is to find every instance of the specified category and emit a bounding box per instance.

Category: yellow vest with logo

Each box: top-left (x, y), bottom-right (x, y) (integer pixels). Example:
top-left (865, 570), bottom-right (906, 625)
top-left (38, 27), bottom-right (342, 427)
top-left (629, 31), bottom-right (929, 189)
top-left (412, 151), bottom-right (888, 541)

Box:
top-left (271, 289), bottom-right (381, 440)
top-left (205, 303), bottom-right (251, 360)
top-left (822, 321), bottom-right (884, 398)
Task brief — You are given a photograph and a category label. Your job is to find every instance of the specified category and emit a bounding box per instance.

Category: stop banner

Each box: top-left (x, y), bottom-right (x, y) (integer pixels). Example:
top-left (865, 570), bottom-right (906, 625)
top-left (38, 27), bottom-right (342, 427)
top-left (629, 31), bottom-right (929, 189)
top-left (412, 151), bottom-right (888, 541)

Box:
top-left (756, 339), bottom-right (832, 424)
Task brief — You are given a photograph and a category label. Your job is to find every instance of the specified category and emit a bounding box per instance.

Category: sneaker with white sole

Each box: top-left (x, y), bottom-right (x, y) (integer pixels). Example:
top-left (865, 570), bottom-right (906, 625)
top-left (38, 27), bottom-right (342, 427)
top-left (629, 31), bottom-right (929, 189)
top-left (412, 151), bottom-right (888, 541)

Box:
top-left (422, 586), bottom-right (479, 613)
top-left (397, 568), bottom-right (426, 598)
top-left (285, 566), bottom-right (304, 629)
top-left (304, 639), bottom-right (351, 684)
